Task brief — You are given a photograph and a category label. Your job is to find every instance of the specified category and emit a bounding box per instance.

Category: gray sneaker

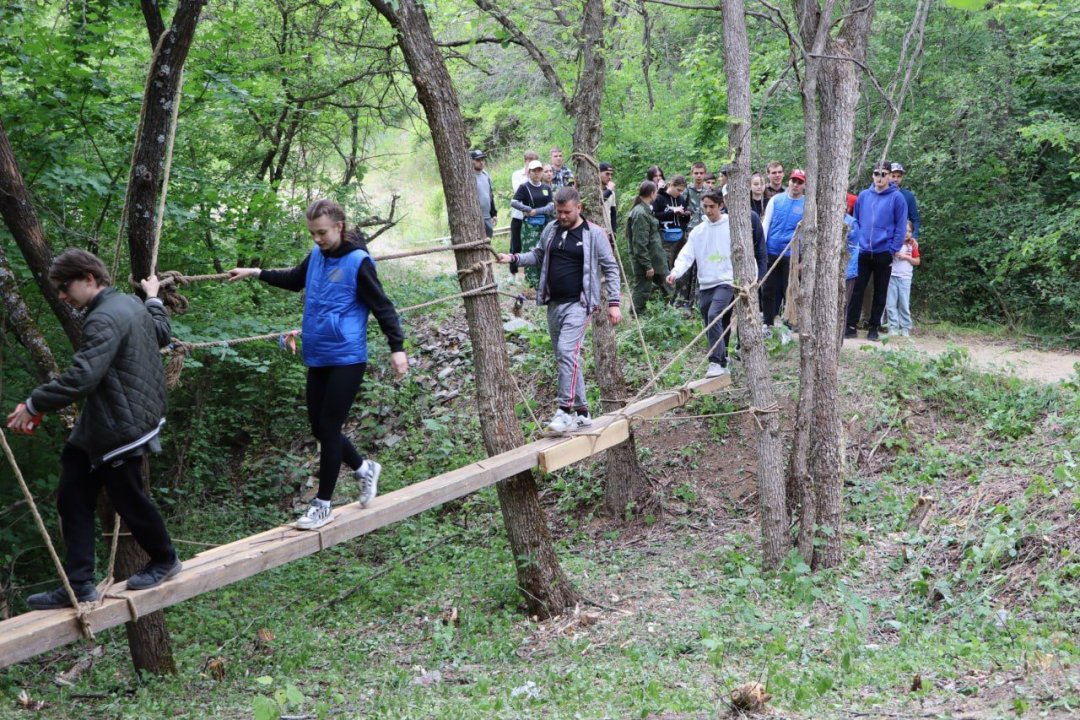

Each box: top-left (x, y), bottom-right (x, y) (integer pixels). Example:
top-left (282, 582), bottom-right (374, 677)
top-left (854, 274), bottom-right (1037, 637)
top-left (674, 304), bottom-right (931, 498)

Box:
top-left (296, 501), bottom-right (334, 530)
top-left (356, 459), bottom-right (381, 507)
top-left (27, 582), bottom-right (100, 610)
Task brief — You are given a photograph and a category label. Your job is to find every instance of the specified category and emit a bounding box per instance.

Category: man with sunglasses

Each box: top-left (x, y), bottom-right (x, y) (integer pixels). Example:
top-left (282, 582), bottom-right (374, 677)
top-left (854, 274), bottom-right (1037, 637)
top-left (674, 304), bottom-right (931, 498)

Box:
top-left (845, 162), bottom-right (909, 341)
top-left (6, 249), bottom-right (181, 608)
top-left (761, 168), bottom-right (806, 328)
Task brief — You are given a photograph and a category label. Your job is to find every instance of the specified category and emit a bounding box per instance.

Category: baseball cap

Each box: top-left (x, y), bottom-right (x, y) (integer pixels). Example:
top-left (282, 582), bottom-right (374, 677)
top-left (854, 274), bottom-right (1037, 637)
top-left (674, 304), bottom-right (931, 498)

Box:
top-left (790, 169), bottom-right (806, 182)
top-left (599, 162), bottom-right (613, 172)
top-left (527, 160), bottom-right (543, 170)
top-left (889, 162), bottom-right (905, 173)
top-left (469, 149), bottom-right (486, 160)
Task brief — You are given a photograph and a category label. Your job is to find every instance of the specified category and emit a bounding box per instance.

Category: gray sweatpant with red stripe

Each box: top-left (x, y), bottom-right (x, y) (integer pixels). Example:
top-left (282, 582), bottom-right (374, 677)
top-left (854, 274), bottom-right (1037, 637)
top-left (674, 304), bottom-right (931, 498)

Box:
top-left (546, 301), bottom-right (589, 411)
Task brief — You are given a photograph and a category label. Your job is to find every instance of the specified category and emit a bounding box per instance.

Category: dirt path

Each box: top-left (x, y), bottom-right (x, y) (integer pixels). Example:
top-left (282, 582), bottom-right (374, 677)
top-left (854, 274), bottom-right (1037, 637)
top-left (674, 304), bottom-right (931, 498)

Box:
top-left (844, 333), bottom-right (1079, 383)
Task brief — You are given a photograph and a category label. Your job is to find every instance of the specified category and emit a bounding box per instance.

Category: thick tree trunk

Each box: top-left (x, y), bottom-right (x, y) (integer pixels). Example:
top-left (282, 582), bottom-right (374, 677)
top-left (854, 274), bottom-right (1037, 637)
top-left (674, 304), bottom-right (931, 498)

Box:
top-left (792, 0), bottom-right (877, 569)
top-left (369, 0), bottom-right (577, 617)
top-left (721, 0), bottom-right (789, 568)
top-left (806, 3), bottom-right (876, 570)
top-left (110, 0), bottom-right (205, 675)
top-left (124, 0), bottom-right (205, 283)
top-left (567, 0), bottom-right (651, 519)
top-left (0, 120), bottom-right (81, 345)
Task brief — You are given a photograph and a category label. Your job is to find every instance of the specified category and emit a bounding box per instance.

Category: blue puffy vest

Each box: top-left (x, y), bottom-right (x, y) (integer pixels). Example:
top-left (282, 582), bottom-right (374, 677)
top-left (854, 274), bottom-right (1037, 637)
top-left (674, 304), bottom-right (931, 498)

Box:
top-left (765, 193), bottom-right (805, 257)
top-left (302, 247), bottom-right (371, 367)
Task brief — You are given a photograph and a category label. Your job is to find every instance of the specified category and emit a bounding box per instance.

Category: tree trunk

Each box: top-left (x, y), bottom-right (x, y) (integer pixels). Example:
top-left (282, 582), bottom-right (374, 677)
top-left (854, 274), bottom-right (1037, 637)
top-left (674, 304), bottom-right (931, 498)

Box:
top-left (565, 0), bottom-right (651, 519)
top-left (111, 0), bottom-right (205, 674)
top-left (0, 119), bottom-right (81, 345)
top-left (792, 0), bottom-right (877, 569)
top-left (124, 0), bottom-right (205, 283)
top-left (369, 0), bottom-right (577, 618)
top-left (721, 0), bottom-right (789, 568)
top-left (0, 245), bottom-right (63, 382)
top-left (807, 2), bottom-right (876, 570)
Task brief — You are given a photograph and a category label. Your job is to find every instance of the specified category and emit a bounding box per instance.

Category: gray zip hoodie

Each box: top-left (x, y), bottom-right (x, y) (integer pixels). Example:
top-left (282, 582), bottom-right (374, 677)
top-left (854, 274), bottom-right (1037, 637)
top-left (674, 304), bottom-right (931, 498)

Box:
top-left (512, 219), bottom-right (621, 312)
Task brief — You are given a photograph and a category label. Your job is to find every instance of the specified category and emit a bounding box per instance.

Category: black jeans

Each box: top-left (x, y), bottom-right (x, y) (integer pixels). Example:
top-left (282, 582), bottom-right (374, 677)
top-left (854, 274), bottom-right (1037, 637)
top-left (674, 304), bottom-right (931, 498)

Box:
top-left (846, 251), bottom-right (893, 331)
top-left (307, 363), bottom-right (367, 501)
top-left (763, 254), bottom-right (791, 326)
top-left (57, 443), bottom-right (175, 584)
top-left (509, 218), bottom-right (523, 275)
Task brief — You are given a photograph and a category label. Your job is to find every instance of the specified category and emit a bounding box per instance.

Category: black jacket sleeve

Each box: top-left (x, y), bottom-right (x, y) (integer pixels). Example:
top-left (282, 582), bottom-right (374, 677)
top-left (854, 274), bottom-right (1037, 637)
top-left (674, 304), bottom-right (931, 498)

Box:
top-left (259, 253), bottom-right (310, 292)
top-left (356, 259), bottom-right (405, 353)
top-left (145, 298), bottom-right (172, 348)
top-left (751, 211), bottom-right (767, 279)
top-left (29, 313), bottom-right (120, 413)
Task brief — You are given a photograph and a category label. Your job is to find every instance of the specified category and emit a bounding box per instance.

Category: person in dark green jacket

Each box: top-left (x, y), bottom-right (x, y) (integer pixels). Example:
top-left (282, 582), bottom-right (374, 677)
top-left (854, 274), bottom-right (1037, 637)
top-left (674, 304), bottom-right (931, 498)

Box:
top-left (6, 248), bottom-right (180, 609)
top-left (627, 181), bottom-right (671, 313)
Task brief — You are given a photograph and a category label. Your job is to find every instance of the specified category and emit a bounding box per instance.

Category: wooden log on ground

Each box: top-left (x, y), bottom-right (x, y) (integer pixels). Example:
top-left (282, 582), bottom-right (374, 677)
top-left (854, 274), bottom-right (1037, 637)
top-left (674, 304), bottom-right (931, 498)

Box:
top-left (0, 374), bottom-right (729, 669)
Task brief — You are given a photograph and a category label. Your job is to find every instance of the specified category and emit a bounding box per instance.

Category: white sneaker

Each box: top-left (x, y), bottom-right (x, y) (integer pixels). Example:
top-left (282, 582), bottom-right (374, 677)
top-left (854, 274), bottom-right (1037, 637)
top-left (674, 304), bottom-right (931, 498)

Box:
top-left (296, 501), bottom-right (333, 530)
top-left (547, 409), bottom-right (577, 433)
top-left (706, 362), bottom-right (729, 378)
top-left (575, 412), bottom-right (593, 428)
top-left (356, 459), bottom-right (381, 507)
top-left (900, 328), bottom-right (910, 337)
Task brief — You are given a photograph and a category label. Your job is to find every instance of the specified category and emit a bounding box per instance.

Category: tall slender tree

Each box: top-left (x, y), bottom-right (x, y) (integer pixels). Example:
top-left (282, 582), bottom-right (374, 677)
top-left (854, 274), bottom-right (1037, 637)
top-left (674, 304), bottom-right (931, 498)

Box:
top-left (474, 0), bottom-right (651, 518)
top-left (367, 0), bottom-right (578, 617)
top-left (721, 0), bottom-right (790, 568)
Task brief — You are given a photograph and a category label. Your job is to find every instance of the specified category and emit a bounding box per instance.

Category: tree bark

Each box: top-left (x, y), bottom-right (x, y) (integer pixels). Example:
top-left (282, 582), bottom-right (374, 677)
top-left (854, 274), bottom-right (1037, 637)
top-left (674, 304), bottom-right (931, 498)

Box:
top-left (565, 0), bottom-right (652, 519)
top-left (0, 245), bottom-right (62, 383)
top-left (792, 0), bottom-right (877, 569)
top-left (111, 0), bottom-right (205, 675)
top-left (369, 0), bottom-right (577, 618)
top-left (0, 119), bottom-right (81, 345)
top-left (721, 0), bottom-right (789, 569)
top-left (124, 0), bottom-right (206, 284)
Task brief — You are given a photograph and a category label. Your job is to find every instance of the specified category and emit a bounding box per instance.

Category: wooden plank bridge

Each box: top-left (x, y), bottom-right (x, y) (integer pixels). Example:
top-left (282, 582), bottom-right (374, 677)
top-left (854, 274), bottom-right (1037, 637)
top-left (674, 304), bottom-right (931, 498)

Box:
top-left (0, 375), bottom-right (729, 669)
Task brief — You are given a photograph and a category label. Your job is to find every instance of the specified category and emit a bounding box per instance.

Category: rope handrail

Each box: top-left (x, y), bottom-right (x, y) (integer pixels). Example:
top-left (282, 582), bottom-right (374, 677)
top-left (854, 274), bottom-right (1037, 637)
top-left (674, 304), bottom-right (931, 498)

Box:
top-left (143, 238), bottom-right (500, 289)
top-left (629, 228), bottom-right (800, 403)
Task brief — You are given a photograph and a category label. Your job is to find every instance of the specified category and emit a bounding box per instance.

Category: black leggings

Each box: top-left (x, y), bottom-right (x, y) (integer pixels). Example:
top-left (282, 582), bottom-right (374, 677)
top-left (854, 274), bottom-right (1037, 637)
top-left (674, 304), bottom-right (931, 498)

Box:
top-left (509, 218), bottom-right (523, 274)
top-left (307, 363), bottom-right (366, 501)
top-left (57, 444), bottom-right (175, 584)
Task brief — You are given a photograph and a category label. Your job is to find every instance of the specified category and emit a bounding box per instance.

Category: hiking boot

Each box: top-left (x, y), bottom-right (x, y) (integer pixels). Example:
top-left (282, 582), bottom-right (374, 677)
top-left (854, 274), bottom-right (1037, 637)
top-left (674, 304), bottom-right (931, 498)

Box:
top-left (547, 409), bottom-right (577, 433)
top-left (27, 582), bottom-right (100, 610)
top-left (295, 501), bottom-right (334, 531)
top-left (844, 327), bottom-right (858, 339)
top-left (575, 411), bottom-right (593, 429)
top-left (127, 558), bottom-right (182, 591)
top-left (356, 459), bottom-right (381, 507)
top-left (866, 327), bottom-right (880, 342)
top-left (707, 362), bottom-right (730, 378)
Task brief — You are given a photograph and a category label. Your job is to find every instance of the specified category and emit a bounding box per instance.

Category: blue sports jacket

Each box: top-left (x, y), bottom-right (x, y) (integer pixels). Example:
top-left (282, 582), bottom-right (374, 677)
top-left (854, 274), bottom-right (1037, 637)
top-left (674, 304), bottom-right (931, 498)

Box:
top-left (854, 183), bottom-right (908, 254)
top-left (302, 247), bottom-right (371, 367)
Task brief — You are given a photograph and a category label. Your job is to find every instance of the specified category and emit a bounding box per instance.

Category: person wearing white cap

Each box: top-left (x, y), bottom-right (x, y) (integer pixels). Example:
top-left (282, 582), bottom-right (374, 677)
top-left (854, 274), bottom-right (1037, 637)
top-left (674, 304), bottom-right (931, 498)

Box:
top-left (510, 160), bottom-right (554, 287)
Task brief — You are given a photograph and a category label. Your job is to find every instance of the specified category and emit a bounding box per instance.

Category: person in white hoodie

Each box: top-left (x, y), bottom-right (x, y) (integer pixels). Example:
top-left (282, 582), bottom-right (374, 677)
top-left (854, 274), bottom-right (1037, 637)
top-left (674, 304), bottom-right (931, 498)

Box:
top-left (666, 190), bottom-right (734, 377)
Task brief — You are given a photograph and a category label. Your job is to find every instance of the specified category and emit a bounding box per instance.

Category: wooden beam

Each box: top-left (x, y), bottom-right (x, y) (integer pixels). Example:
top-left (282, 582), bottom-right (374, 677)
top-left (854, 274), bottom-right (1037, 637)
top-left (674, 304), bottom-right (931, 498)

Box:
top-left (0, 373), bottom-right (729, 669)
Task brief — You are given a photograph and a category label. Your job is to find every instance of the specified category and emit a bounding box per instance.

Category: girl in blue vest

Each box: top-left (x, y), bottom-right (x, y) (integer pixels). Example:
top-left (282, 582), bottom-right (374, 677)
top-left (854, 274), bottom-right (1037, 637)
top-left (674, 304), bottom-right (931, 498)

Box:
top-left (229, 200), bottom-right (408, 530)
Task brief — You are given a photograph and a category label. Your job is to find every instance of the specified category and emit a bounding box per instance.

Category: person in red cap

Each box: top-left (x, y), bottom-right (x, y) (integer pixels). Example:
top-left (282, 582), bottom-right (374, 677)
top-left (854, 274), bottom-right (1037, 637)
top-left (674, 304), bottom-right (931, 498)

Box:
top-left (760, 168), bottom-right (806, 328)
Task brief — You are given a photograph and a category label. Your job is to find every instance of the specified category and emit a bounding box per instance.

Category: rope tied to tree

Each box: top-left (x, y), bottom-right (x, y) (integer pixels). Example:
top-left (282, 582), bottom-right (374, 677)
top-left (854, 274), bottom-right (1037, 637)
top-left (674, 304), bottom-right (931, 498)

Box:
top-left (0, 429), bottom-right (95, 640)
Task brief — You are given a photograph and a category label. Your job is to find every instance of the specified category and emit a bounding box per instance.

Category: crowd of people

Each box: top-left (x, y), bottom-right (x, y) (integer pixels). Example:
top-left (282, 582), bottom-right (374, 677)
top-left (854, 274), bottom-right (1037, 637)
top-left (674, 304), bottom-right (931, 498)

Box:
top-left (480, 149), bottom-right (922, 373)
top-left (3, 153), bottom-right (921, 611)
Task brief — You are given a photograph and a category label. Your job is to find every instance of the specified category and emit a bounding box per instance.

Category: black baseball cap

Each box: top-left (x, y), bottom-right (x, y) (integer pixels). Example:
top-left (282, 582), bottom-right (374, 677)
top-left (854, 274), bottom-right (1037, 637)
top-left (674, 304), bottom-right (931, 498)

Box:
top-left (599, 162), bottom-right (613, 172)
top-left (469, 149), bottom-right (487, 160)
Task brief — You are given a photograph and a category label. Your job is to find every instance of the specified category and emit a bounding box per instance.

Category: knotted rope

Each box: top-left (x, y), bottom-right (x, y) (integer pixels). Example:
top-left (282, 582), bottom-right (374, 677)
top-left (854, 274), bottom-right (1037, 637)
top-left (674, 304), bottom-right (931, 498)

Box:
top-left (0, 429), bottom-right (94, 639)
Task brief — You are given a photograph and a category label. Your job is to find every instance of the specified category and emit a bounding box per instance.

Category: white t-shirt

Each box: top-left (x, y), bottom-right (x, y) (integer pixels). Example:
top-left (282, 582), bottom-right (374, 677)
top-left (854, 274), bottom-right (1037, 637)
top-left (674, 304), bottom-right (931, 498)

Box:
top-left (891, 240), bottom-right (918, 280)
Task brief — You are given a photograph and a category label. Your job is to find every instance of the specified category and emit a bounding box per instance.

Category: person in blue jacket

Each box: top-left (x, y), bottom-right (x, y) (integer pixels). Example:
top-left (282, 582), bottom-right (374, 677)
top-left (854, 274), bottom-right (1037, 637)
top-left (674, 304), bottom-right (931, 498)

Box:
top-left (760, 168), bottom-right (806, 327)
top-left (842, 210), bottom-right (861, 338)
top-left (229, 199), bottom-right (409, 530)
top-left (845, 163), bottom-right (909, 341)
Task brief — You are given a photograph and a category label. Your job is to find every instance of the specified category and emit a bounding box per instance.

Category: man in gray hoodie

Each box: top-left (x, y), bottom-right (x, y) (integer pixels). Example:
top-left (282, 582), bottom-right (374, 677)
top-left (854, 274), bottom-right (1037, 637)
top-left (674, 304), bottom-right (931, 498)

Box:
top-left (497, 187), bottom-right (622, 433)
top-left (471, 149), bottom-right (497, 238)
